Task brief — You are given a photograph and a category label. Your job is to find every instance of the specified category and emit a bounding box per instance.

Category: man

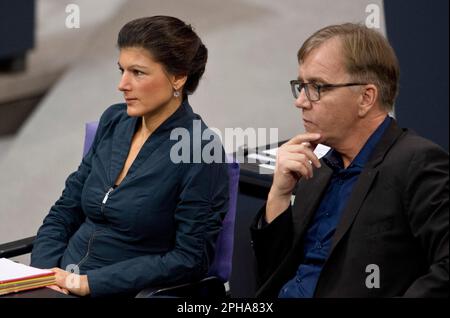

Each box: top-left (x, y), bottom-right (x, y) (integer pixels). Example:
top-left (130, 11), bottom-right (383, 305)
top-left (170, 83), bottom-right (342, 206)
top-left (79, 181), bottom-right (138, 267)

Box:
top-left (250, 23), bottom-right (448, 297)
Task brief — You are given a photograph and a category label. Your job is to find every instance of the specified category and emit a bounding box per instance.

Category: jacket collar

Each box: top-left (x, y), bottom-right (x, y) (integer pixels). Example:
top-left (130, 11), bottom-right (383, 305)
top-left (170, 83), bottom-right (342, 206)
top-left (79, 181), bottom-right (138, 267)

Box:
top-left (109, 99), bottom-right (198, 186)
top-left (365, 118), bottom-right (405, 168)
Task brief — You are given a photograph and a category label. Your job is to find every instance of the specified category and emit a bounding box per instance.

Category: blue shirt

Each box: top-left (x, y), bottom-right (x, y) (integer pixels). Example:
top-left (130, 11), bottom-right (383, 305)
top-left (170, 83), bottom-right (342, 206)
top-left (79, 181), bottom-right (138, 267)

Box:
top-left (279, 116), bottom-right (392, 298)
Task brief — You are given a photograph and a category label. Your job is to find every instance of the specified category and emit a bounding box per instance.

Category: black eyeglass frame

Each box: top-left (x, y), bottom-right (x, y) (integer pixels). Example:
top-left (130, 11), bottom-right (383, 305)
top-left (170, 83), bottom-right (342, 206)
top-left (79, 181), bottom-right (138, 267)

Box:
top-left (290, 80), bottom-right (368, 101)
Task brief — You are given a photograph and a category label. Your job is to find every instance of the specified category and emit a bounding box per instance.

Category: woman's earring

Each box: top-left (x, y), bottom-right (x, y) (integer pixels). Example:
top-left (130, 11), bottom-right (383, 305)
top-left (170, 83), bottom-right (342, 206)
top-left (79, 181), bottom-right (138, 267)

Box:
top-left (173, 90), bottom-right (180, 98)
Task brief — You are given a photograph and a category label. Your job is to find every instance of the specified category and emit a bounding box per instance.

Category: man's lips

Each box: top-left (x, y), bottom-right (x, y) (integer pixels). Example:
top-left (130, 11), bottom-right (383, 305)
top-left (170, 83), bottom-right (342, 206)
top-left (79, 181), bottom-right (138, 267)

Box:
top-left (125, 97), bottom-right (138, 102)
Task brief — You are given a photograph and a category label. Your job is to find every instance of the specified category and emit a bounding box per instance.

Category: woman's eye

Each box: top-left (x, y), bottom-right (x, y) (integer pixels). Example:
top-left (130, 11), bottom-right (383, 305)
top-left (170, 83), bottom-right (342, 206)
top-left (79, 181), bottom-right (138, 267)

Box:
top-left (133, 70), bottom-right (144, 76)
top-left (118, 68), bottom-right (124, 74)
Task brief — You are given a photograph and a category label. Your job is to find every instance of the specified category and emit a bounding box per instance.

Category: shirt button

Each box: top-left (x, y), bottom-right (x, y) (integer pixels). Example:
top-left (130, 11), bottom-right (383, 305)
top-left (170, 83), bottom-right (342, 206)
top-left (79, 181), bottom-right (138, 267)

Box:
top-left (325, 212), bottom-right (330, 217)
top-left (316, 242), bottom-right (322, 249)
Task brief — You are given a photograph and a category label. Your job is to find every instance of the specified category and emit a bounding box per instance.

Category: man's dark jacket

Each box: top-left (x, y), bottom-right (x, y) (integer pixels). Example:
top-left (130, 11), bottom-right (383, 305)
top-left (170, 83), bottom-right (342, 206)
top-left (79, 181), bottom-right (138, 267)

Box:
top-left (251, 120), bottom-right (449, 297)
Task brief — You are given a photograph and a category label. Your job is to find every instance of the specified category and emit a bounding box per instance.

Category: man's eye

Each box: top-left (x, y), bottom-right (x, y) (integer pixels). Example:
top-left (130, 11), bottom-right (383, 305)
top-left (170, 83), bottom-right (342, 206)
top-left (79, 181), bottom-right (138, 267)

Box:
top-left (313, 83), bottom-right (326, 91)
top-left (118, 68), bottom-right (124, 74)
top-left (306, 83), bottom-right (319, 90)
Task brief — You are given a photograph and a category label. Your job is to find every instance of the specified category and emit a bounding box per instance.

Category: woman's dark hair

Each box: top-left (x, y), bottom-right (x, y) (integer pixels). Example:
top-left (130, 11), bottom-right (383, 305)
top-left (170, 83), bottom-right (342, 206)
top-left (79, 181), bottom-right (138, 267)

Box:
top-left (117, 16), bottom-right (207, 97)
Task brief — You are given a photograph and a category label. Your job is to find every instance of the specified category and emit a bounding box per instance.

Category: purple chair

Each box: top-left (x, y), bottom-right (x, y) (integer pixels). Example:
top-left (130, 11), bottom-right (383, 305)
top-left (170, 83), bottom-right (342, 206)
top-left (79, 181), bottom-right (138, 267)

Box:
top-left (83, 122), bottom-right (240, 297)
top-left (82, 121), bottom-right (99, 157)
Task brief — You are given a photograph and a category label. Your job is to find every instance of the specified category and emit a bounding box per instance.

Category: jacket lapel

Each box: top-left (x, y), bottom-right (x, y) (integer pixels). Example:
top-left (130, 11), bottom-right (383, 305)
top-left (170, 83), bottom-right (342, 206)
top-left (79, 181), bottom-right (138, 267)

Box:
top-left (328, 168), bottom-right (378, 253)
top-left (110, 116), bottom-right (137, 185)
top-left (259, 166), bottom-right (332, 296)
top-left (292, 165), bottom-right (333, 242)
top-left (327, 120), bottom-right (405, 256)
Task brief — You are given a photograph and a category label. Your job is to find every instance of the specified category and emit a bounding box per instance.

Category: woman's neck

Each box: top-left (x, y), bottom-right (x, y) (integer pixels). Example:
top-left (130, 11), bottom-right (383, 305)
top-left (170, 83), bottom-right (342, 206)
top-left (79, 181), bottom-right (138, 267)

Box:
top-left (140, 98), bottom-right (182, 138)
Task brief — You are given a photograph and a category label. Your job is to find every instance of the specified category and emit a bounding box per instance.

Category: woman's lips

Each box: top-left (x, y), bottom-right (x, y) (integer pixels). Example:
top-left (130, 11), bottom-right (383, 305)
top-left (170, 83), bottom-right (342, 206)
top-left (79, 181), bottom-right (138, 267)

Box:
top-left (125, 98), bottom-right (138, 103)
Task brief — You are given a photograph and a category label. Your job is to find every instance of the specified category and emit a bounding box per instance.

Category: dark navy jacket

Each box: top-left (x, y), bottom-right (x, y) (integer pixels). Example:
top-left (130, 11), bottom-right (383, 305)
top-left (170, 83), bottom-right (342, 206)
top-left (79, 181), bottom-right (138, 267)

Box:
top-left (30, 100), bottom-right (229, 297)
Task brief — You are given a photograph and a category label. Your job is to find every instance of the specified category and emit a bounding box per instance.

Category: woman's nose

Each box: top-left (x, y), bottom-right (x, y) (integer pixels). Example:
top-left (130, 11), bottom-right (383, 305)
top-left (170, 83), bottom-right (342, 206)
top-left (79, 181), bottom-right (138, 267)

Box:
top-left (118, 73), bottom-right (130, 91)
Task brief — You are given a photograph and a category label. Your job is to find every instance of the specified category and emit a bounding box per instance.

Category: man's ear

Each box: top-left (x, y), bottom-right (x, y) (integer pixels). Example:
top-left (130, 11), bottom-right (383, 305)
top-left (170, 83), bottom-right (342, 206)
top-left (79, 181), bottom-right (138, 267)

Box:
top-left (172, 74), bottom-right (188, 91)
top-left (358, 84), bottom-right (378, 117)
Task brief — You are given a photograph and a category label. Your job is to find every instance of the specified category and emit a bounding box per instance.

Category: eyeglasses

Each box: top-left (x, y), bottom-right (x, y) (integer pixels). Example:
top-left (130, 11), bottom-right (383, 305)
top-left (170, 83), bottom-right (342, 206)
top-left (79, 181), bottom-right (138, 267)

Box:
top-left (290, 80), bottom-right (368, 102)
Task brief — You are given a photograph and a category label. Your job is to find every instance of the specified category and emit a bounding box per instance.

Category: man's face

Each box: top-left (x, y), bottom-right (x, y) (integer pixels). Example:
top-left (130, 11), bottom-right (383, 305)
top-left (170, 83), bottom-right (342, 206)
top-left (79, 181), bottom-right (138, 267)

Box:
top-left (296, 37), bottom-right (361, 148)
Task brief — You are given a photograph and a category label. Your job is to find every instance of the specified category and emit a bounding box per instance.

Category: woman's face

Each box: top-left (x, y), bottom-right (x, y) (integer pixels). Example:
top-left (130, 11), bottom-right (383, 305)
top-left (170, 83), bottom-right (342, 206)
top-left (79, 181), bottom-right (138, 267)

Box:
top-left (117, 47), bottom-right (177, 117)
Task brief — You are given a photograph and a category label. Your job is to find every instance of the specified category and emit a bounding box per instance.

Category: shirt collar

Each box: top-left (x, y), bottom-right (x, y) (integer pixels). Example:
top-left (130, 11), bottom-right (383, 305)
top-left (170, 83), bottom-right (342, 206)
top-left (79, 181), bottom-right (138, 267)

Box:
top-left (323, 116), bottom-right (392, 171)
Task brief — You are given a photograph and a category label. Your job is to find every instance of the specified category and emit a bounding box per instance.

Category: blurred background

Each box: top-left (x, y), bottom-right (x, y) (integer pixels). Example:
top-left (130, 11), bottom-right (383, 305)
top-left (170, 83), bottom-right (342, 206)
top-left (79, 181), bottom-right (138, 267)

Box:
top-left (0, 0), bottom-right (448, 297)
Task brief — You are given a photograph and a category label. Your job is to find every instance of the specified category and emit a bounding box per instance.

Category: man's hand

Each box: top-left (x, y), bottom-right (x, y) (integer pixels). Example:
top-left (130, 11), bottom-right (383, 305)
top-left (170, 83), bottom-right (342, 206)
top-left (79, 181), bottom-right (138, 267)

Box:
top-left (49, 267), bottom-right (90, 297)
top-left (266, 133), bottom-right (321, 223)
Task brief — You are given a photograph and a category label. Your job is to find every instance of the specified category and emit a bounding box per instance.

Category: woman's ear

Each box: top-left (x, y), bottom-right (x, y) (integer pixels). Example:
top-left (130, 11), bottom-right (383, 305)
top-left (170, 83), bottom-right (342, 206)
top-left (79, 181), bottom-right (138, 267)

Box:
top-left (358, 84), bottom-right (378, 117)
top-left (172, 74), bottom-right (188, 91)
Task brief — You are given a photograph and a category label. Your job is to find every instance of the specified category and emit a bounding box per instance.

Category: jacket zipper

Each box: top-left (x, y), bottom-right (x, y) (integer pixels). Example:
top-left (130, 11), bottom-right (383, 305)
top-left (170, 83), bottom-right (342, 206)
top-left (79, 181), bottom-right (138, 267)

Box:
top-left (76, 230), bottom-right (97, 268)
top-left (101, 187), bottom-right (114, 213)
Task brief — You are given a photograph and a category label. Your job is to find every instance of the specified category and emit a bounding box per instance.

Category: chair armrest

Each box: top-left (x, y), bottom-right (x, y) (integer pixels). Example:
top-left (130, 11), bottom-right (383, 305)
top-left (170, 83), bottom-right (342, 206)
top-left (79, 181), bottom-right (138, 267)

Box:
top-left (0, 235), bottom-right (36, 258)
top-left (135, 276), bottom-right (226, 298)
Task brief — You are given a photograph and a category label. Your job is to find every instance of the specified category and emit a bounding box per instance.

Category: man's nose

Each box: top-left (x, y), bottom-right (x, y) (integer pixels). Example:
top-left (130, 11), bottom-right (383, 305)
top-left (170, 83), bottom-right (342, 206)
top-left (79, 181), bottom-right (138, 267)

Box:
top-left (295, 86), bottom-right (311, 109)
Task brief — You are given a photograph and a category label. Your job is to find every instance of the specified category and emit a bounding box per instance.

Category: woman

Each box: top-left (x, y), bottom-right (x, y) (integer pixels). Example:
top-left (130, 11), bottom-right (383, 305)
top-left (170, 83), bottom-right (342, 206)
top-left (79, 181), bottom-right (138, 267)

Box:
top-left (30, 16), bottom-right (229, 297)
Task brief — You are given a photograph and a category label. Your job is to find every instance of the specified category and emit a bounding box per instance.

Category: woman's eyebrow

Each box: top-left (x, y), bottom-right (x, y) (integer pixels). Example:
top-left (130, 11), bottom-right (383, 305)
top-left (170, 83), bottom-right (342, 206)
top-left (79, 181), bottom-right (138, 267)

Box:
top-left (117, 62), bottom-right (148, 69)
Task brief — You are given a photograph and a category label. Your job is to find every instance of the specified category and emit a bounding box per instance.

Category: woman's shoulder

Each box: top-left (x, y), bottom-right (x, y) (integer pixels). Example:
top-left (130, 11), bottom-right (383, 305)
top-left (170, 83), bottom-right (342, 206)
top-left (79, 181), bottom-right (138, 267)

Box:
top-left (98, 103), bottom-right (128, 125)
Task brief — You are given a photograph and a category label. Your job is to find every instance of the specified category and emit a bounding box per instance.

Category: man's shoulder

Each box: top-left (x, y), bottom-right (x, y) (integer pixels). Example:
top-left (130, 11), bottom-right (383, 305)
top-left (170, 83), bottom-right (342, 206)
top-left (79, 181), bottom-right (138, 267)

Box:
top-left (394, 128), bottom-right (446, 153)
top-left (385, 128), bottom-right (448, 165)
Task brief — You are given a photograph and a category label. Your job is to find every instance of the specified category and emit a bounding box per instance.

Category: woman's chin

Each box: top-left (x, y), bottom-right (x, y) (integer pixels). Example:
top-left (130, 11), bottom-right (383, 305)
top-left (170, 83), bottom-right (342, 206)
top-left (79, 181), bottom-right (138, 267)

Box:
top-left (126, 107), bottom-right (142, 117)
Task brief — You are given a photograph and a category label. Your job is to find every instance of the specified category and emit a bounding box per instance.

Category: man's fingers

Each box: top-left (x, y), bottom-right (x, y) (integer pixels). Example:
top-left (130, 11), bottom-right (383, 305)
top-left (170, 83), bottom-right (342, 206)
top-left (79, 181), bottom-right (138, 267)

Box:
top-left (282, 159), bottom-right (313, 179)
top-left (285, 133), bottom-right (321, 146)
top-left (283, 153), bottom-right (315, 177)
top-left (282, 144), bottom-right (322, 169)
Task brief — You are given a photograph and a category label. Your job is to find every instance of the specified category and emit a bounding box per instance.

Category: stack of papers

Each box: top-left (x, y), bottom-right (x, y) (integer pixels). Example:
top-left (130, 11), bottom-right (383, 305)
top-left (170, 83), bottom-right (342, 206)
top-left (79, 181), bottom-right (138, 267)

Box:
top-left (0, 258), bottom-right (55, 295)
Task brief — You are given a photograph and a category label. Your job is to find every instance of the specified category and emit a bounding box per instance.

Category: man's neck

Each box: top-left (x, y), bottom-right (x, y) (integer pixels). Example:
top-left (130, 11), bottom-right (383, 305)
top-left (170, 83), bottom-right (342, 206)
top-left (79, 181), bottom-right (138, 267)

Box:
top-left (335, 113), bottom-right (388, 168)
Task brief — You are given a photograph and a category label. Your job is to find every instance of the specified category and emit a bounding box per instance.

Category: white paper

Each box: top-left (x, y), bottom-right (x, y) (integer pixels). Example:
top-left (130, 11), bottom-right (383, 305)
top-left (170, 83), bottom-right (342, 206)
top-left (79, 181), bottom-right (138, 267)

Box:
top-left (261, 147), bottom-right (278, 157)
top-left (258, 163), bottom-right (276, 171)
top-left (0, 258), bottom-right (53, 282)
top-left (247, 153), bottom-right (276, 163)
top-left (314, 144), bottom-right (331, 159)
